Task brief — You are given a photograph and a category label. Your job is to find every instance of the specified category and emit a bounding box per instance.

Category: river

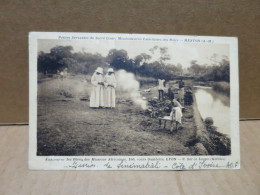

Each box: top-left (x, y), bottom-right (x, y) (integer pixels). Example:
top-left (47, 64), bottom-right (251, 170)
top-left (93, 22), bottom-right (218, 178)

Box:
top-left (194, 86), bottom-right (230, 135)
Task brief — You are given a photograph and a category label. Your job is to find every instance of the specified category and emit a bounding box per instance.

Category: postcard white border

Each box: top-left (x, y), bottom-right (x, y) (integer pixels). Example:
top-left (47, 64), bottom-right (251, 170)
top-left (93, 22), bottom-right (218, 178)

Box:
top-left (29, 32), bottom-right (239, 170)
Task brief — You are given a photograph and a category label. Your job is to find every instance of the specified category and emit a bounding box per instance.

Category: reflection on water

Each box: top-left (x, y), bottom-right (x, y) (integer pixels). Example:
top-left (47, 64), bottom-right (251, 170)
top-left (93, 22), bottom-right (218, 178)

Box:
top-left (194, 87), bottom-right (230, 135)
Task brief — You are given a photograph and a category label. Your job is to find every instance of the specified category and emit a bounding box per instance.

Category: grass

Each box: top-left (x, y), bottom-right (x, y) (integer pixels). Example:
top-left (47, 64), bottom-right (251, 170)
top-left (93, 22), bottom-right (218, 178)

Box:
top-left (36, 74), bottom-right (232, 156)
top-left (37, 74), bottom-right (200, 156)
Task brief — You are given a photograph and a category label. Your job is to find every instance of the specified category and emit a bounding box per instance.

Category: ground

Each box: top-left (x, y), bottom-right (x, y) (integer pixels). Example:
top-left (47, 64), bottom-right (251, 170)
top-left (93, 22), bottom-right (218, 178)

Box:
top-left (37, 74), bottom-right (199, 156)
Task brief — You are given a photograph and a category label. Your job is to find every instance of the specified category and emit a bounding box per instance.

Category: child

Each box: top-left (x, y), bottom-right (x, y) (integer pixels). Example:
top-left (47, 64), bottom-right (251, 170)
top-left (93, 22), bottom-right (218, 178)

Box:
top-left (170, 101), bottom-right (183, 132)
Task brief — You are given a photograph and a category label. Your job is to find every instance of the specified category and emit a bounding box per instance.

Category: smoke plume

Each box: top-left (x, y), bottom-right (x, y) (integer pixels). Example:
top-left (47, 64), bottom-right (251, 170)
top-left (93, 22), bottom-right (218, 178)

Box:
top-left (115, 70), bottom-right (147, 110)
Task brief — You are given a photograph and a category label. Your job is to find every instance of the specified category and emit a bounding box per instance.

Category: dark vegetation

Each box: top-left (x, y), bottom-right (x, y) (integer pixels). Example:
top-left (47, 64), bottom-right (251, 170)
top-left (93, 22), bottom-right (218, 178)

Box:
top-left (38, 45), bottom-right (230, 83)
top-left (189, 58), bottom-right (230, 82)
top-left (212, 82), bottom-right (230, 96)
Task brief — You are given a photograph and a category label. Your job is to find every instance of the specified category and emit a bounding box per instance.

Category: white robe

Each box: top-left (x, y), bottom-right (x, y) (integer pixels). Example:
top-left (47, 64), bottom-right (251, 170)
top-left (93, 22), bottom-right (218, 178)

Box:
top-left (170, 107), bottom-right (183, 124)
top-left (104, 74), bottom-right (117, 108)
top-left (90, 73), bottom-right (104, 108)
top-left (173, 99), bottom-right (184, 109)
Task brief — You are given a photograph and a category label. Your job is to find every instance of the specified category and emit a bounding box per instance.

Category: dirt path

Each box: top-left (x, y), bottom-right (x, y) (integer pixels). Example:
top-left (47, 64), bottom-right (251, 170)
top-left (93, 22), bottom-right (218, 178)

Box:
top-left (37, 76), bottom-right (197, 156)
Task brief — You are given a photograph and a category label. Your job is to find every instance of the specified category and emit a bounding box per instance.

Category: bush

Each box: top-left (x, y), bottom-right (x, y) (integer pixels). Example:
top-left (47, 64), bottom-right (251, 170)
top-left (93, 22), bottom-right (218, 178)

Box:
top-left (137, 76), bottom-right (157, 87)
top-left (212, 82), bottom-right (230, 96)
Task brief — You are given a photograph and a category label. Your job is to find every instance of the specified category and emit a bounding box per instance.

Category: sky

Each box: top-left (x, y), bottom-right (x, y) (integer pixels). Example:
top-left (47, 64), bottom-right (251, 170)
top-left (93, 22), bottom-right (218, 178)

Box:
top-left (38, 39), bottom-right (229, 69)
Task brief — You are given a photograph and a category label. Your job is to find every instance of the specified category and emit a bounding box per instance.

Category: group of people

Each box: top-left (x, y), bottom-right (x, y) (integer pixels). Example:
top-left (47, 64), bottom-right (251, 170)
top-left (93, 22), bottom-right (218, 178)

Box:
top-left (90, 67), bottom-right (117, 109)
top-left (157, 78), bottom-right (185, 130)
top-left (158, 78), bottom-right (185, 104)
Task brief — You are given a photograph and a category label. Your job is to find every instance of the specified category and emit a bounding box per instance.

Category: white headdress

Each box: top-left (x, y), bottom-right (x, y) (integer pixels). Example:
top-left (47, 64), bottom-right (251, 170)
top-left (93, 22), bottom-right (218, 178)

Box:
top-left (96, 67), bottom-right (103, 74)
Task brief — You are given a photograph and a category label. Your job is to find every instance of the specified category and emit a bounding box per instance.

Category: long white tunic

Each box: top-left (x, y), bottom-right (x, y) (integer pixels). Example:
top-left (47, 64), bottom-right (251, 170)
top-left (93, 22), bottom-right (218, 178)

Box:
top-left (170, 107), bottom-right (183, 124)
top-left (90, 73), bottom-right (104, 108)
top-left (104, 74), bottom-right (117, 108)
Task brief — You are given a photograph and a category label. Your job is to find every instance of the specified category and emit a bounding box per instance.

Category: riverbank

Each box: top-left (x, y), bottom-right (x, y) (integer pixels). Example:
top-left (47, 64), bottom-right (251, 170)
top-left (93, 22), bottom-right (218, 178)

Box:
top-left (37, 75), bottom-right (231, 156)
top-left (212, 81), bottom-right (230, 96)
top-left (191, 87), bottom-right (231, 155)
top-left (194, 80), bottom-right (230, 96)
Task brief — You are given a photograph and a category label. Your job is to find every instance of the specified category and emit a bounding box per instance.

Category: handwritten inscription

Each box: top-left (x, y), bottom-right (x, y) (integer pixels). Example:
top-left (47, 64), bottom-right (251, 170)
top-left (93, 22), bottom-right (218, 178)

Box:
top-left (66, 161), bottom-right (95, 169)
top-left (45, 152), bottom-right (240, 170)
top-left (45, 156), bottom-right (239, 170)
top-left (117, 160), bottom-right (161, 169)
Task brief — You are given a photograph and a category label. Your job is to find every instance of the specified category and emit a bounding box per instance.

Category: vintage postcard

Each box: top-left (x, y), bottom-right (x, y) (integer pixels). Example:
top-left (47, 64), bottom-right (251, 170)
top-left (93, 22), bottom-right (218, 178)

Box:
top-left (29, 32), bottom-right (239, 170)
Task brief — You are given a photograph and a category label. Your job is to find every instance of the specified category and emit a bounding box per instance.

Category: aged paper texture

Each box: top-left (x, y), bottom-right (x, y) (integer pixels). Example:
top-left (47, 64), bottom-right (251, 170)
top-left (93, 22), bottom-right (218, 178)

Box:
top-left (29, 32), bottom-right (239, 170)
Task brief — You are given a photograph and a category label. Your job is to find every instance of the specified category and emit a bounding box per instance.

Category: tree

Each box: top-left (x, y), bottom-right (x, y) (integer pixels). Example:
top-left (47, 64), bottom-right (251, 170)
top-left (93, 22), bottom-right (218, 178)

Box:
top-left (210, 53), bottom-right (218, 65)
top-left (58, 58), bottom-right (80, 73)
top-left (50, 46), bottom-right (73, 60)
top-left (106, 49), bottom-right (130, 71)
top-left (159, 47), bottom-right (171, 63)
top-left (133, 53), bottom-right (152, 75)
top-left (176, 63), bottom-right (183, 75)
top-left (189, 60), bottom-right (202, 76)
top-left (38, 46), bottom-right (74, 73)
top-left (134, 53), bottom-right (152, 66)
top-left (188, 57), bottom-right (230, 82)
top-left (149, 45), bottom-right (159, 54)
top-left (78, 53), bottom-right (107, 74)
top-left (218, 59), bottom-right (230, 82)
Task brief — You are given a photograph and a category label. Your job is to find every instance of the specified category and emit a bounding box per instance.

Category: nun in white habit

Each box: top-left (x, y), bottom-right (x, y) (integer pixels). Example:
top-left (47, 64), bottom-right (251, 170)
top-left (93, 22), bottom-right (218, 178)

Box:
top-left (90, 67), bottom-right (104, 108)
top-left (104, 68), bottom-right (117, 108)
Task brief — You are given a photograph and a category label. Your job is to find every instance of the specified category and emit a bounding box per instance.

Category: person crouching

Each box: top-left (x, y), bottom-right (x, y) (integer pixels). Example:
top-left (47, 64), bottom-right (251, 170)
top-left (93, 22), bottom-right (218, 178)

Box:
top-left (104, 68), bottom-right (117, 108)
top-left (90, 67), bottom-right (104, 108)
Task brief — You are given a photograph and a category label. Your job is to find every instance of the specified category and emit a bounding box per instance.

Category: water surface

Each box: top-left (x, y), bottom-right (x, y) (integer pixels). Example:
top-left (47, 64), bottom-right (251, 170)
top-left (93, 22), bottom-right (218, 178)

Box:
top-left (194, 87), bottom-right (230, 135)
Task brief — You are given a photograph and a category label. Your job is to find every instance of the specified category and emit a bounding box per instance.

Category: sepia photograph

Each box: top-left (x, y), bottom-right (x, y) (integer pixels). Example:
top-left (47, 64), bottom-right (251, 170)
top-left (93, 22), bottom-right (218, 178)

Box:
top-left (29, 32), bottom-right (239, 170)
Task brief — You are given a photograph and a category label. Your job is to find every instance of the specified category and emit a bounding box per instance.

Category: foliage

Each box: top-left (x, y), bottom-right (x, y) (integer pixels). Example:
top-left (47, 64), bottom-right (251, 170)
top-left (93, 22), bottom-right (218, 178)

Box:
top-left (38, 46), bottom-right (73, 73)
top-left (188, 58), bottom-right (230, 82)
top-left (72, 52), bottom-right (107, 74)
top-left (38, 46), bottom-right (183, 80)
top-left (37, 46), bottom-right (229, 83)
top-left (38, 46), bottom-right (107, 74)
top-left (106, 49), bottom-right (133, 72)
top-left (212, 82), bottom-right (230, 96)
